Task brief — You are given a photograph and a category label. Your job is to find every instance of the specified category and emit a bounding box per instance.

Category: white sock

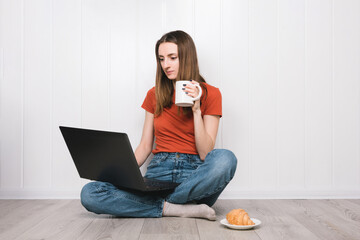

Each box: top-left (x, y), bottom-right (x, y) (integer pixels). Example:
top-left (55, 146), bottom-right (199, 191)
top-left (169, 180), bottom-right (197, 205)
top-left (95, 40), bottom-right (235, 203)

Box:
top-left (162, 202), bottom-right (216, 221)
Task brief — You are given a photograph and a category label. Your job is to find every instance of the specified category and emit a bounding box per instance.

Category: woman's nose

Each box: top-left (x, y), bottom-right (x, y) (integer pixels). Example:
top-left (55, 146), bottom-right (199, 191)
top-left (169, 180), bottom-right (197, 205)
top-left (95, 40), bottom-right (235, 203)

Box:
top-left (163, 59), bottom-right (169, 68)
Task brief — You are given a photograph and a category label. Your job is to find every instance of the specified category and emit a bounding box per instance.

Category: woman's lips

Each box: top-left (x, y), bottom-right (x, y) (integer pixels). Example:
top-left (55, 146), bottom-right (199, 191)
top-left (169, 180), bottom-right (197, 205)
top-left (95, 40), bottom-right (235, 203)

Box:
top-left (167, 70), bottom-right (174, 75)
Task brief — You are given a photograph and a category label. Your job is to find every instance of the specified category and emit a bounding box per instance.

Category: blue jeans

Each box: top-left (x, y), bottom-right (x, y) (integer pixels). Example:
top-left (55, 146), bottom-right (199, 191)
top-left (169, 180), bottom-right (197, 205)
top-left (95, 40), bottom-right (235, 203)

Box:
top-left (80, 149), bottom-right (237, 218)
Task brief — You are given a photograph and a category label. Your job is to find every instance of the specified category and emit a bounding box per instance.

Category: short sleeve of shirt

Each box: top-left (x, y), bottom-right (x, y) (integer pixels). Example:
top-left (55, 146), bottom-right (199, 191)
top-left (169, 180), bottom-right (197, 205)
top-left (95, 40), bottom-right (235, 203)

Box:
top-left (141, 87), bottom-right (156, 114)
top-left (202, 85), bottom-right (222, 117)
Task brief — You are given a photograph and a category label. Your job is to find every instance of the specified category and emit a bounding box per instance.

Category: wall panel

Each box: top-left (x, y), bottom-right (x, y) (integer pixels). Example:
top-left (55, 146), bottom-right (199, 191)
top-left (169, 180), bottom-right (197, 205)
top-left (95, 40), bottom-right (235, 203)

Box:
top-left (250, 0), bottom-right (278, 188)
top-left (23, 0), bottom-right (52, 188)
top-left (333, 0), bottom-right (360, 188)
top-left (195, 0), bottom-right (221, 87)
top-left (0, 0), bottom-right (23, 188)
top-left (107, 1), bottom-right (137, 135)
top-left (305, 0), bottom-right (332, 188)
top-left (82, 0), bottom-right (109, 130)
top-left (164, 0), bottom-right (194, 35)
top-left (277, 0), bottom-right (306, 189)
top-left (52, 0), bottom-right (83, 189)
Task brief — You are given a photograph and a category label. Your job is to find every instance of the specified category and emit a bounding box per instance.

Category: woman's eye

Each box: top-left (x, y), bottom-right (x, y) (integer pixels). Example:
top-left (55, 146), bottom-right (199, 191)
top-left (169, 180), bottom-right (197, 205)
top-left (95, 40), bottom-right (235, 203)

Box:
top-left (159, 58), bottom-right (164, 61)
top-left (171, 57), bottom-right (177, 60)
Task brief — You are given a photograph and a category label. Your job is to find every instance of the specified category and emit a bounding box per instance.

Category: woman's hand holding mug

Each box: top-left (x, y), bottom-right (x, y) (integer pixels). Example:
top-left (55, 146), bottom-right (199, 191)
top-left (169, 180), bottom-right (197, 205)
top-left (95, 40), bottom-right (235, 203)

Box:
top-left (175, 80), bottom-right (202, 111)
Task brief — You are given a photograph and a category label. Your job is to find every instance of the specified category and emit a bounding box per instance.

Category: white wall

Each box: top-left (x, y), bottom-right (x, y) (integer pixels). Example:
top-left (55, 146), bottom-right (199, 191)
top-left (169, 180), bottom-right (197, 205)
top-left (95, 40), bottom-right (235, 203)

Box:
top-left (0, 0), bottom-right (359, 199)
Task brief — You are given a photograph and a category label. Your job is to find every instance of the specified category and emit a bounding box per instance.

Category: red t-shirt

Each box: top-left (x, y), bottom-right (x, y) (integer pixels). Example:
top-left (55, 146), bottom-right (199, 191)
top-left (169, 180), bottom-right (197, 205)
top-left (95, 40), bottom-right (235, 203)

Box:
top-left (141, 82), bottom-right (222, 155)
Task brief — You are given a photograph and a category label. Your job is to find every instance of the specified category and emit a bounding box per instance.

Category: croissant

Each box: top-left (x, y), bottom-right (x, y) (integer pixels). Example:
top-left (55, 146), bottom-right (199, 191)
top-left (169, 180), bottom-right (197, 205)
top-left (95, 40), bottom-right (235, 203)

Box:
top-left (226, 208), bottom-right (255, 225)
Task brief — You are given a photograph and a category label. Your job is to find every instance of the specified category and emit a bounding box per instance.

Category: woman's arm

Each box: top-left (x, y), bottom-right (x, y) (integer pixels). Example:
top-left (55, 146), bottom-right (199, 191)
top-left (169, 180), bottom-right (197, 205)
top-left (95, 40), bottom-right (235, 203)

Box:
top-left (184, 81), bottom-right (220, 160)
top-left (193, 112), bottom-right (220, 160)
top-left (134, 111), bottom-right (154, 167)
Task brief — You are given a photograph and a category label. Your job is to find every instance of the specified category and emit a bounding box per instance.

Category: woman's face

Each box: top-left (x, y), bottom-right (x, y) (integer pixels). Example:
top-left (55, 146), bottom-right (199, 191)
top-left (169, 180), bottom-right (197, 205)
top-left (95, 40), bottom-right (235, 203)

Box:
top-left (158, 42), bottom-right (179, 80)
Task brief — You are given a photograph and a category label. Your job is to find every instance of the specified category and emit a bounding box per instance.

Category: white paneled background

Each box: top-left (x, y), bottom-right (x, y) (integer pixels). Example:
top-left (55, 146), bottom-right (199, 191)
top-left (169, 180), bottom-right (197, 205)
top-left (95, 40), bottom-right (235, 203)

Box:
top-left (0, 0), bottom-right (359, 199)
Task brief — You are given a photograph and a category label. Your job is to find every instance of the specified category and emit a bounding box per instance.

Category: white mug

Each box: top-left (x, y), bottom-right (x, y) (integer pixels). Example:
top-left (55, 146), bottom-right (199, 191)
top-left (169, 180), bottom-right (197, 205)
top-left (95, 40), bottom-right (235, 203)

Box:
top-left (175, 80), bottom-right (202, 107)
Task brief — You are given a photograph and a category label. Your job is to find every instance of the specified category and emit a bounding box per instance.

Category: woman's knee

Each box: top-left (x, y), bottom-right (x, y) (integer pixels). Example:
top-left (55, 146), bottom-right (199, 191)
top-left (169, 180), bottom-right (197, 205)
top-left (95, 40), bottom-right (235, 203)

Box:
top-left (80, 181), bottom-right (106, 212)
top-left (208, 149), bottom-right (237, 167)
top-left (206, 149), bottom-right (237, 177)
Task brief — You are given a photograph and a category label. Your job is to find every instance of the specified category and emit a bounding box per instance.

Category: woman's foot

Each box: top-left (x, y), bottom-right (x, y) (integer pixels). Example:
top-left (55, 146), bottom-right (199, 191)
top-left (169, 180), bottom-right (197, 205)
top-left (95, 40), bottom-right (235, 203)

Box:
top-left (162, 201), bottom-right (216, 220)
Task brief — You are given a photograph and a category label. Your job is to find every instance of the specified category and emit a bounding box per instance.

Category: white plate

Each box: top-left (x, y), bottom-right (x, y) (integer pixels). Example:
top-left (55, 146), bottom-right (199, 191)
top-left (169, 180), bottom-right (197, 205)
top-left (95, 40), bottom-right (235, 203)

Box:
top-left (220, 218), bottom-right (261, 230)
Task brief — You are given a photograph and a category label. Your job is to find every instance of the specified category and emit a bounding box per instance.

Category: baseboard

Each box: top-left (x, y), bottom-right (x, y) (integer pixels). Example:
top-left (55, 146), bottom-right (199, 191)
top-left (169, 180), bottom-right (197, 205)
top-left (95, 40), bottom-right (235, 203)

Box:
top-left (219, 189), bottom-right (360, 199)
top-left (1, 187), bottom-right (360, 199)
top-left (0, 188), bottom-right (81, 199)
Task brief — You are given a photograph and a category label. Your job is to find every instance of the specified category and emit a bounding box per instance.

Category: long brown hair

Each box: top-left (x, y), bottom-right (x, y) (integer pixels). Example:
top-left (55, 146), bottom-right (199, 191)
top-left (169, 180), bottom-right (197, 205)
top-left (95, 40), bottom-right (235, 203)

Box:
top-left (155, 30), bottom-right (207, 116)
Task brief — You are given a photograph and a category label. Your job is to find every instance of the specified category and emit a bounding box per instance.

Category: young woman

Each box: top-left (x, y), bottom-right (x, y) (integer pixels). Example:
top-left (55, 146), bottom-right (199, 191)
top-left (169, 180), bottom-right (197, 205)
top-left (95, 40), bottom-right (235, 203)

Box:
top-left (80, 30), bottom-right (237, 220)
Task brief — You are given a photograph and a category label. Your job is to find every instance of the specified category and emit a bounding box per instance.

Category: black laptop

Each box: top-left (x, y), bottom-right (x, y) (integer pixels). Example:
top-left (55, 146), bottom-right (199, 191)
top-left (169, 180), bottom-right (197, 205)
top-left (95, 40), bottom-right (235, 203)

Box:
top-left (59, 126), bottom-right (179, 192)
